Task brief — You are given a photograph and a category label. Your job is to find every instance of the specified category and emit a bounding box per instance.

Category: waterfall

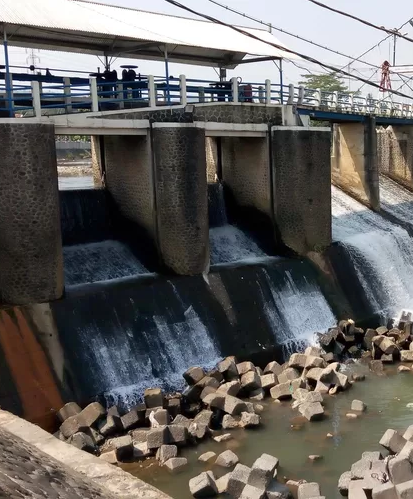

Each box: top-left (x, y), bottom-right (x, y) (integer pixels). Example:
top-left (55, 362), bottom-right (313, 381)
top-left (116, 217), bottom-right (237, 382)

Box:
top-left (70, 281), bottom-right (221, 409)
top-left (332, 185), bottom-right (413, 320)
top-left (259, 267), bottom-right (335, 356)
top-left (208, 183), bottom-right (268, 265)
top-left (64, 240), bottom-right (148, 286)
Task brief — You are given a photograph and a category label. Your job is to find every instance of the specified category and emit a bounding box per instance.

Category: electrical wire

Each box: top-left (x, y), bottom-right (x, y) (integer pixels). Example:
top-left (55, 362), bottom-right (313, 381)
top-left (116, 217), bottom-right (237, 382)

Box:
top-left (307, 0), bottom-right (413, 43)
top-left (162, 0), bottom-right (413, 100)
top-left (205, 0), bottom-right (380, 71)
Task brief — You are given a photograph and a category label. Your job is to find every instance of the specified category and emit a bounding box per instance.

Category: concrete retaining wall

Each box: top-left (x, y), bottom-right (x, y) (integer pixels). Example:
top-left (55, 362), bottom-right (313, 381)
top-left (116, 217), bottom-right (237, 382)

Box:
top-left (331, 118), bottom-right (379, 210)
top-left (0, 409), bottom-right (170, 498)
top-left (221, 136), bottom-right (272, 217)
top-left (105, 135), bottom-right (155, 238)
top-left (0, 123), bottom-right (64, 305)
top-left (271, 126), bottom-right (332, 254)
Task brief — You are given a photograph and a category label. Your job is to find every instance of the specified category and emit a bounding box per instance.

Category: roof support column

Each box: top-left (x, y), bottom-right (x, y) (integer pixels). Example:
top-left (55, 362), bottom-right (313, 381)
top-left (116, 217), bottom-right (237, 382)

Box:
top-left (3, 27), bottom-right (14, 117)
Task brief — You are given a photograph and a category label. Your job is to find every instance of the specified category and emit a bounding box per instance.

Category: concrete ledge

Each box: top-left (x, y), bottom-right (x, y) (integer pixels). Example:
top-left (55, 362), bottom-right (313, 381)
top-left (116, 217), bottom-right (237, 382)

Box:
top-left (0, 410), bottom-right (171, 499)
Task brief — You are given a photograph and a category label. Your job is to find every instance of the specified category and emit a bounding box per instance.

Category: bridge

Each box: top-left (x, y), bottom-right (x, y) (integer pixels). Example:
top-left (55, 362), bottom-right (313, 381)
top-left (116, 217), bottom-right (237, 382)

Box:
top-left (2, 72), bottom-right (413, 126)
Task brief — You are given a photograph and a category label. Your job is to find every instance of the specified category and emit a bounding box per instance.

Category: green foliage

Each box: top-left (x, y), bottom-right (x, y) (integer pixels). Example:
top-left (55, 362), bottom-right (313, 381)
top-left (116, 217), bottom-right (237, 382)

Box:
top-left (298, 73), bottom-right (350, 93)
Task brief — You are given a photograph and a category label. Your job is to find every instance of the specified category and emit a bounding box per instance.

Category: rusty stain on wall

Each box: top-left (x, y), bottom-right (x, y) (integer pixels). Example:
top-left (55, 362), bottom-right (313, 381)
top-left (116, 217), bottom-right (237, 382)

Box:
top-left (0, 308), bottom-right (63, 431)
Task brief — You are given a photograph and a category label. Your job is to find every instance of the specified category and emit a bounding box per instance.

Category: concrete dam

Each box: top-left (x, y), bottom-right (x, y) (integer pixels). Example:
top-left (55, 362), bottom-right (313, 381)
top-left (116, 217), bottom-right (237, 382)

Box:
top-left (0, 102), bottom-right (412, 430)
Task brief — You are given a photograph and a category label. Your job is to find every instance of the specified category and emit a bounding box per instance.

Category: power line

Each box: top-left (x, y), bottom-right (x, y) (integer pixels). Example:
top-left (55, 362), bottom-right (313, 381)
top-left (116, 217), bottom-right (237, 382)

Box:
top-left (162, 0), bottom-right (413, 100)
top-left (307, 0), bottom-right (413, 43)
top-left (205, 0), bottom-right (380, 71)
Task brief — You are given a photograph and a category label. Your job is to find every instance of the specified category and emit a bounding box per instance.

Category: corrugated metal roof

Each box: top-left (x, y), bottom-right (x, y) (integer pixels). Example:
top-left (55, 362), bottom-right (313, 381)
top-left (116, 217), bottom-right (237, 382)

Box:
top-left (0, 0), bottom-right (298, 66)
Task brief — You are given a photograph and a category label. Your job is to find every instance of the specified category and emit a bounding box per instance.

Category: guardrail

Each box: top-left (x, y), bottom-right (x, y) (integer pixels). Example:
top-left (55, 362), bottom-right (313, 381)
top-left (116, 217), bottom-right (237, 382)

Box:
top-left (0, 73), bottom-right (411, 118)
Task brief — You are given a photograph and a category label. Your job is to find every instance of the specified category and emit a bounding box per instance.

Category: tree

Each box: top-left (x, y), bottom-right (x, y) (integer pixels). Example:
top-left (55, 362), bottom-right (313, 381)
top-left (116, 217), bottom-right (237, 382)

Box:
top-left (298, 73), bottom-right (350, 93)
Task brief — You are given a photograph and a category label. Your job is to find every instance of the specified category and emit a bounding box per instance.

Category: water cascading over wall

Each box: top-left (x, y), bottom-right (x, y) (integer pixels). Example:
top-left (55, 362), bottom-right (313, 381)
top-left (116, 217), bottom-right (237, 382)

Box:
top-left (331, 184), bottom-right (413, 322)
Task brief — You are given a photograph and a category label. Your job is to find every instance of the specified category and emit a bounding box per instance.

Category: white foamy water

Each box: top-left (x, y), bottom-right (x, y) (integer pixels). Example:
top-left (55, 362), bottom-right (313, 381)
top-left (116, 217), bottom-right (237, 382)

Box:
top-left (332, 185), bottom-right (413, 320)
top-left (260, 269), bottom-right (335, 355)
top-left (209, 225), bottom-right (266, 265)
top-left (379, 175), bottom-right (413, 231)
top-left (64, 240), bottom-right (148, 285)
top-left (100, 298), bottom-right (221, 408)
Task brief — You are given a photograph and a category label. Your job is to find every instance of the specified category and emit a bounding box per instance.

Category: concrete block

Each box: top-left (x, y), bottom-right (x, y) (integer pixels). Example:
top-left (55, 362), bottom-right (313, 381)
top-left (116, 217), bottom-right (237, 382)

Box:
top-left (57, 402), bottom-right (82, 423)
top-left (264, 361), bottom-right (283, 376)
top-left (198, 451), bottom-right (216, 463)
top-left (194, 410), bottom-right (213, 427)
top-left (372, 482), bottom-right (397, 499)
top-left (240, 484), bottom-right (266, 499)
top-left (218, 357), bottom-right (239, 381)
top-left (152, 409), bottom-right (170, 427)
top-left (167, 397), bottom-right (182, 418)
top-left (379, 429), bottom-right (406, 454)
top-left (121, 409), bottom-right (143, 431)
top-left (388, 455), bottom-right (413, 484)
top-left (240, 412), bottom-right (260, 428)
top-left (112, 435), bottom-right (133, 461)
top-left (289, 353), bottom-right (308, 369)
top-left (147, 427), bottom-right (168, 450)
top-left (249, 453), bottom-right (279, 489)
top-left (401, 350), bottom-right (413, 361)
top-left (305, 356), bottom-right (326, 369)
top-left (189, 421), bottom-right (209, 440)
top-left (278, 368), bottom-right (300, 384)
top-left (223, 395), bottom-right (248, 416)
top-left (60, 415), bottom-right (88, 439)
top-left (270, 379), bottom-right (305, 400)
top-left (298, 402), bottom-right (324, 421)
top-left (351, 459), bottom-right (372, 480)
top-left (399, 440), bottom-right (413, 463)
top-left (218, 380), bottom-right (241, 397)
top-left (156, 444), bottom-right (178, 464)
top-left (164, 457), bottom-right (188, 472)
top-left (189, 471), bottom-right (218, 498)
top-left (297, 482), bottom-right (320, 499)
top-left (133, 442), bottom-right (151, 459)
top-left (79, 402), bottom-right (106, 428)
top-left (306, 368), bottom-right (324, 382)
top-left (222, 414), bottom-right (239, 429)
top-left (237, 361), bottom-right (256, 375)
top-left (144, 388), bottom-right (165, 408)
top-left (404, 425), bottom-right (413, 441)
top-left (216, 473), bottom-right (230, 494)
top-left (98, 415), bottom-right (122, 437)
top-left (200, 386), bottom-right (217, 401)
top-left (241, 371), bottom-right (261, 392)
top-left (69, 432), bottom-right (97, 454)
top-left (100, 450), bottom-right (118, 465)
top-left (215, 450), bottom-right (239, 468)
top-left (227, 464), bottom-right (252, 498)
top-left (338, 471), bottom-right (351, 496)
top-left (260, 373), bottom-right (278, 390)
top-left (167, 424), bottom-right (187, 445)
top-left (183, 366), bottom-right (205, 385)
top-left (395, 479), bottom-right (413, 498)
top-left (351, 400), bottom-right (367, 412)
top-left (203, 392), bottom-right (225, 410)
top-left (249, 388), bottom-right (265, 401)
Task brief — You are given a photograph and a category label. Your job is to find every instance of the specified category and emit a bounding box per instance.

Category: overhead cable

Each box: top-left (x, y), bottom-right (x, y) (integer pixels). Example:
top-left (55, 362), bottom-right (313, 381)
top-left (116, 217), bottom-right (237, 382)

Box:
top-left (307, 0), bottom-right (413, 43)
top-left (162, 0), bottom-right (413, 100)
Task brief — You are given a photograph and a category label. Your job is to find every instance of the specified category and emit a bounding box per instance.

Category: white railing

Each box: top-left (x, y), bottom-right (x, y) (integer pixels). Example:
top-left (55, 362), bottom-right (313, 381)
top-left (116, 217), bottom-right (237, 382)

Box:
top-left (0, 73), bottom-right (411, 119)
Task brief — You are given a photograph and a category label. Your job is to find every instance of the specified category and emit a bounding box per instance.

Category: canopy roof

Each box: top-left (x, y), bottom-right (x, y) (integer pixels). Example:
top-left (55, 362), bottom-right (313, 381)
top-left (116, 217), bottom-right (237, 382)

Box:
top-left (0, 0), bottom-right (298, 68)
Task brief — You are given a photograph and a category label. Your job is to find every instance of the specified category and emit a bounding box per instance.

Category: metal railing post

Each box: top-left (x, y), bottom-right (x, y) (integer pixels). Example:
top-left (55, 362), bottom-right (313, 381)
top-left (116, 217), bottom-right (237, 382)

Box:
top-left (116, 83), bottom-right (124, 109)
top-left (287, 84), bottom-right (295, 104)
top-left (90, 78), bottom-right (99, 112)
top-left (63, 77), bottom-right (72, 114)
top-left (148, 75), bottom-right (156, 107)
top-left (265, 79), bottom-right (271, 105)
top-left (231, 77), bottom-right (239, 103)
top-left (179, 74), bottom-right (187, 106)
top-left (297, 86), bottom-right (304, 105)
top-left (31, 81), bottom-right (42, 118)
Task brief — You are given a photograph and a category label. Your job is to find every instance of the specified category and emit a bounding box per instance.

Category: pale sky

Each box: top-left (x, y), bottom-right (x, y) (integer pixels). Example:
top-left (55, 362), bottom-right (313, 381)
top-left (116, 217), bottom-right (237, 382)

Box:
top-left (3, 0), bottom-right (413, 99)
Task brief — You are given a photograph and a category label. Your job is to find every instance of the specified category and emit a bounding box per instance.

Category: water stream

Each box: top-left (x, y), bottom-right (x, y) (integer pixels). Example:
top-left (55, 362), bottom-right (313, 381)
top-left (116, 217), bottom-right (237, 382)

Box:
top-left (332, 184), bottom-right (413, 320)
top-left (125, 363), bottom-right (413, 499)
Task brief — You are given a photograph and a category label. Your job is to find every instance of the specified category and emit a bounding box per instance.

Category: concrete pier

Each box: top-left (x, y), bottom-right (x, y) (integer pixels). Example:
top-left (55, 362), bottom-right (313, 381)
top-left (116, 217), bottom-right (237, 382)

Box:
top-left (271, 126), bottom-right (332, 254)
top-left (152, 124), bottom-right (209, 275)
top-left (0, 124), bottom-right (63, 305)
top-left (377, 126), bottom-right (413, 190)
top-left (331, 118), bottom-right (379, 210)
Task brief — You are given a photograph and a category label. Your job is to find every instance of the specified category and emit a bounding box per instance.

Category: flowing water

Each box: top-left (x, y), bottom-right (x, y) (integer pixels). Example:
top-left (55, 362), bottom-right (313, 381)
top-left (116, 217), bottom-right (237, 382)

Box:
top-left (59, 175), bottom-right (94, 190)
top-left (208, 183), bottom-right (268, 265)
top-left (63, 240), bottom-right (149, 286)
top-left (125, 364), bottom-right (413, 499)
top-left (332, 184), bottom-right (413, 321)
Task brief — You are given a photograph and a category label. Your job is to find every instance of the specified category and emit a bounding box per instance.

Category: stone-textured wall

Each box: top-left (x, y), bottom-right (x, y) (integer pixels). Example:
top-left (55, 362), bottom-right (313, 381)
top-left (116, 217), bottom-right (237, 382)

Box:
top-left (271, 127), bottom-right (332, 254)
top-left (331, 119), bottom-right (379, 210)
top-left (91, 135), bottom-right (104, 188)
top-left (102, 103), bottom-right (283, 125)
top-left (152, 125), bottom-right (209, 274)
top-left (221, 136), bottom-right (272, 216)
top-left (206, 136), bottom-right (219, 182)
top-left (377, 126), bottom-right (413, 189)
top-left (104, 135), bottom-right (155, 238)
top-left (0, 124), bottom-right (63, 305)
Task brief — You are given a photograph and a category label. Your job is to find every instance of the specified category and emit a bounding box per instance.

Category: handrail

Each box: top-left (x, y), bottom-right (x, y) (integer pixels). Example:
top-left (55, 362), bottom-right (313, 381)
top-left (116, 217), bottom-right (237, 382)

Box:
top-left (1, 73), bottom-right (412, 118)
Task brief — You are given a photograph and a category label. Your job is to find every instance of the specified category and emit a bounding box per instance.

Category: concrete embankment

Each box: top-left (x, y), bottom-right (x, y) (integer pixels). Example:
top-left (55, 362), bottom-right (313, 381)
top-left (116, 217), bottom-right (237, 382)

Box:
top-left (0, 409), bottom-right (171, 498)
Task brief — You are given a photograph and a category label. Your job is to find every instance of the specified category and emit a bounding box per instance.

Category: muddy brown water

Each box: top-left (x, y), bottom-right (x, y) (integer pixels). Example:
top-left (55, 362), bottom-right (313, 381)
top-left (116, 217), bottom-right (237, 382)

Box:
top-left (122, 362), bottom-right (413, 498)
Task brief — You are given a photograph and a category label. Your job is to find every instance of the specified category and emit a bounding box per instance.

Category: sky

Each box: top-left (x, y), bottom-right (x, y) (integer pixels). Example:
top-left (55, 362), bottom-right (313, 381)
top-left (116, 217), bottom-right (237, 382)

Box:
top-left (2, 0), bottom-right (413, 100)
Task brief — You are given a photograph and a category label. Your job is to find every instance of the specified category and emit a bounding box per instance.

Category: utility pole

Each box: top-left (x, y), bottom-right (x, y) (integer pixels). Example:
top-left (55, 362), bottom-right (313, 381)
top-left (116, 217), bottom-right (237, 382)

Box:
top-left (393, 32), bottom-right (397, 66)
